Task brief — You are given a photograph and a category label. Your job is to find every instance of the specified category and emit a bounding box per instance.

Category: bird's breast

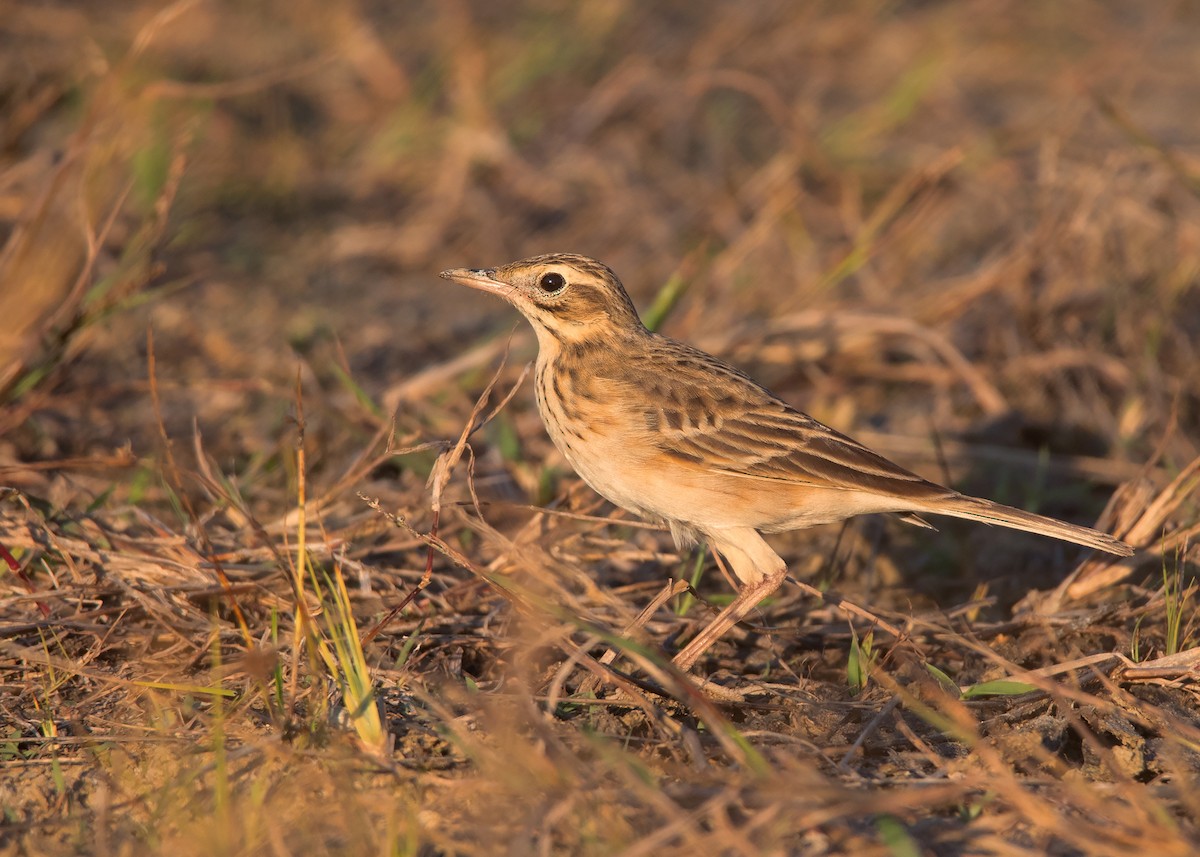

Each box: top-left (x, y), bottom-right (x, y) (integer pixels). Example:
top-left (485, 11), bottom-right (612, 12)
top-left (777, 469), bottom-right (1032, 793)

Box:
top-left (532, 354), bottom-right (668, 514)
top-left (531, 350), bottom-right (923, 534)
top-left (533, 353), bottom-right (757, 528)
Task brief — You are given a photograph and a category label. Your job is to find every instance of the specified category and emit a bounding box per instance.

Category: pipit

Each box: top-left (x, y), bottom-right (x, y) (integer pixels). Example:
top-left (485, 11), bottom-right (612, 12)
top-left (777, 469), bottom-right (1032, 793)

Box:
top-left (441, 254), bottom-right (1134, 672)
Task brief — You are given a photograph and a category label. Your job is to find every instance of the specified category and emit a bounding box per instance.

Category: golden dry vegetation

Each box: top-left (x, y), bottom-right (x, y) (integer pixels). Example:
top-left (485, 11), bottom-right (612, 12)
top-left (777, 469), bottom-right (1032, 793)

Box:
top-left (1, 1), bottom-right (1199, 854)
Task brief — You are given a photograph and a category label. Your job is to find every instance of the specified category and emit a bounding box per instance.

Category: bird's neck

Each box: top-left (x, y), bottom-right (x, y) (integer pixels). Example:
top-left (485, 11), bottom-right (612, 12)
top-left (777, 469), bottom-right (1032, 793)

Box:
top-left (531, 317), bottom-right (647, 362)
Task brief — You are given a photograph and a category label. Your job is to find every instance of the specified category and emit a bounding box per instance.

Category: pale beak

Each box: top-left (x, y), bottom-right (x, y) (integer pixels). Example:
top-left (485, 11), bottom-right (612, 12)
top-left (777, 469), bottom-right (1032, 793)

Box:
top-left (439, 267), bottom-right (509, 297)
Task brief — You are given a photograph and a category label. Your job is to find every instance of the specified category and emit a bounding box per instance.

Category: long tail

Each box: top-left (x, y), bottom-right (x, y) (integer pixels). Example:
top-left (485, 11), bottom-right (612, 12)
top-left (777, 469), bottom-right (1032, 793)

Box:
top-left (921, 495), bottom-right (1133, 556)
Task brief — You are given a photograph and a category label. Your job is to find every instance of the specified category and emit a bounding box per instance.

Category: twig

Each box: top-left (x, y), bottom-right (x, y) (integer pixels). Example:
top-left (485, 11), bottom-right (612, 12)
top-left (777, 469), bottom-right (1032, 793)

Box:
top-left (564, 578), bottom-right (690, 702)
top-left (837, 695), bottom-right (902, 771)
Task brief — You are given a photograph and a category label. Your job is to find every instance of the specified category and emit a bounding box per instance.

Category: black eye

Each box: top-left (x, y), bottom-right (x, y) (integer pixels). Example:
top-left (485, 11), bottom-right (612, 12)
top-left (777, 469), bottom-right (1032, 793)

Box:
top-left (538, 272), bottom-right (566, 293)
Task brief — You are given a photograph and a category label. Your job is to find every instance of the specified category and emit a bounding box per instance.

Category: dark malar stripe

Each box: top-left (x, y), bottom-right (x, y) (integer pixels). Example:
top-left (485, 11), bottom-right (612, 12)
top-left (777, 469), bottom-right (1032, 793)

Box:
top-left (563, 336), bottom-right (613, 362)
top-left (550, 371), bottom-right (577, 422)
top-left (535, 363), bottom-right (552, 406)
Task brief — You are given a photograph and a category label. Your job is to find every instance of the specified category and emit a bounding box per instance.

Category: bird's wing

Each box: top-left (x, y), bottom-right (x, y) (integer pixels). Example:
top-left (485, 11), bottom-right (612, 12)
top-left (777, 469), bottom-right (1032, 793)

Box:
top-left (631, 339), bottom-right (953, 502)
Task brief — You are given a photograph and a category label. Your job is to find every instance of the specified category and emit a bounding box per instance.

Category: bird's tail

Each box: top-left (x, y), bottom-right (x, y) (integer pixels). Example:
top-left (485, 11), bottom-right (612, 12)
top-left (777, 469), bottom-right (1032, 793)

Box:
top-left (922, 495), bottom-right (1133, 556)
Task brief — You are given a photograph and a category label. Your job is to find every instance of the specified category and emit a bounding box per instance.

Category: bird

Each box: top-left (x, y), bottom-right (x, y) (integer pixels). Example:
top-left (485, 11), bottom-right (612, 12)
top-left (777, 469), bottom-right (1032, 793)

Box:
top-left (440, 254), bottom-right (1134, 673)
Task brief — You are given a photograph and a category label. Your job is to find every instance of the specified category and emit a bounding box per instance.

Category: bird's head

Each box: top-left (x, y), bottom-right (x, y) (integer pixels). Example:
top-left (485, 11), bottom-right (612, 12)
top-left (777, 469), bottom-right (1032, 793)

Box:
top-left (440, 253), bottom-right (644, 346)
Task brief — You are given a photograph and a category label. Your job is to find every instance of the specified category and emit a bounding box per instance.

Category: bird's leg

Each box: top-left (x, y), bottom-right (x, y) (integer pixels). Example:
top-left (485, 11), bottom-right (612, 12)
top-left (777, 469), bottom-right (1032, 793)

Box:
top-left (670, 568), bottom-right (787, 672)
top-left (671, 528), bottom-right (788, 673)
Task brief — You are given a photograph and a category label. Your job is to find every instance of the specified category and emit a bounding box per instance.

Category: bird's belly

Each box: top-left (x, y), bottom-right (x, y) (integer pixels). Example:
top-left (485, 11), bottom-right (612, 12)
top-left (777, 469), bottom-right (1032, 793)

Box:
top-left (552, 424), bottom-right (911, 534)
top-left (534, 362), bottom-right (910, 533)
top-left (546, 425), bottom-right (653, 515)
top-left (547, 426), bottom-right (760, 529)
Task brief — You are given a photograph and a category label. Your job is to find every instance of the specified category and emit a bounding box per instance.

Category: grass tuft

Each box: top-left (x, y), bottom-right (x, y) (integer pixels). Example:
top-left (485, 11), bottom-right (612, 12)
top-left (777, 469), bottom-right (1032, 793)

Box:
top-left (2, 2), bottom-right (1200, 854)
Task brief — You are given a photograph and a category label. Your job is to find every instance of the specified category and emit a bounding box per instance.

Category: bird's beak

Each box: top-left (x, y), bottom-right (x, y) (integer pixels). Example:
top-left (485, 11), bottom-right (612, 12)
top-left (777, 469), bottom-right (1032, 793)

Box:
top-left (439, 267), bottom-right (509, 297)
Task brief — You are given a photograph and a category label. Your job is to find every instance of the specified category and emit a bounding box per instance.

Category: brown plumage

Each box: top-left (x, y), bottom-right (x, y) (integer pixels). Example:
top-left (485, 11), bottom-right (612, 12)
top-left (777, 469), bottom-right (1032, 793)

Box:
top-left (441, 254), bottom-right (1133, 672)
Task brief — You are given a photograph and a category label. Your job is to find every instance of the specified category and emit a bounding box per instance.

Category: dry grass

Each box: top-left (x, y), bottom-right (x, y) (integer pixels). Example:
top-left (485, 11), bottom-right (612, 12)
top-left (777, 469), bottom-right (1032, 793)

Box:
top-left (2, 1), bottom-right (1199, 854)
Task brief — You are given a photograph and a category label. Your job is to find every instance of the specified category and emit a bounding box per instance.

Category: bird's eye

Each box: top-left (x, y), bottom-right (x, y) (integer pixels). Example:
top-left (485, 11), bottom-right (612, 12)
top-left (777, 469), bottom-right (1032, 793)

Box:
top-left (538, 272), bottom-right (567, 293)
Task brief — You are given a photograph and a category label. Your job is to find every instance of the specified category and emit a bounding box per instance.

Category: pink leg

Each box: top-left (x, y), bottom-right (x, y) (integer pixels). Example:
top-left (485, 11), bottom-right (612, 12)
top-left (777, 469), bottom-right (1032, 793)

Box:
top-left (671, 528), bottom-right (788, 672)
top-left (671, 567), bottom-right (787, 671)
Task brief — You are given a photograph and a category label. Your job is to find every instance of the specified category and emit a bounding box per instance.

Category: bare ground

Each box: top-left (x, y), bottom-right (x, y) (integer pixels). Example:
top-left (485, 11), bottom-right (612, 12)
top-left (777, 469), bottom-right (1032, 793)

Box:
top-left (1, 1), bottom-right (1199, 854)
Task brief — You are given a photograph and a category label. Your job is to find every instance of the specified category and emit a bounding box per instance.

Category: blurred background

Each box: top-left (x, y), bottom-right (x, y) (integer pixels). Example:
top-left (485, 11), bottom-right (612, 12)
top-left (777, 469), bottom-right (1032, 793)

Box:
top-left (2, 2), bottom-right (1200, 853)
top-left (3, 0), bottom-right (1197, 480)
